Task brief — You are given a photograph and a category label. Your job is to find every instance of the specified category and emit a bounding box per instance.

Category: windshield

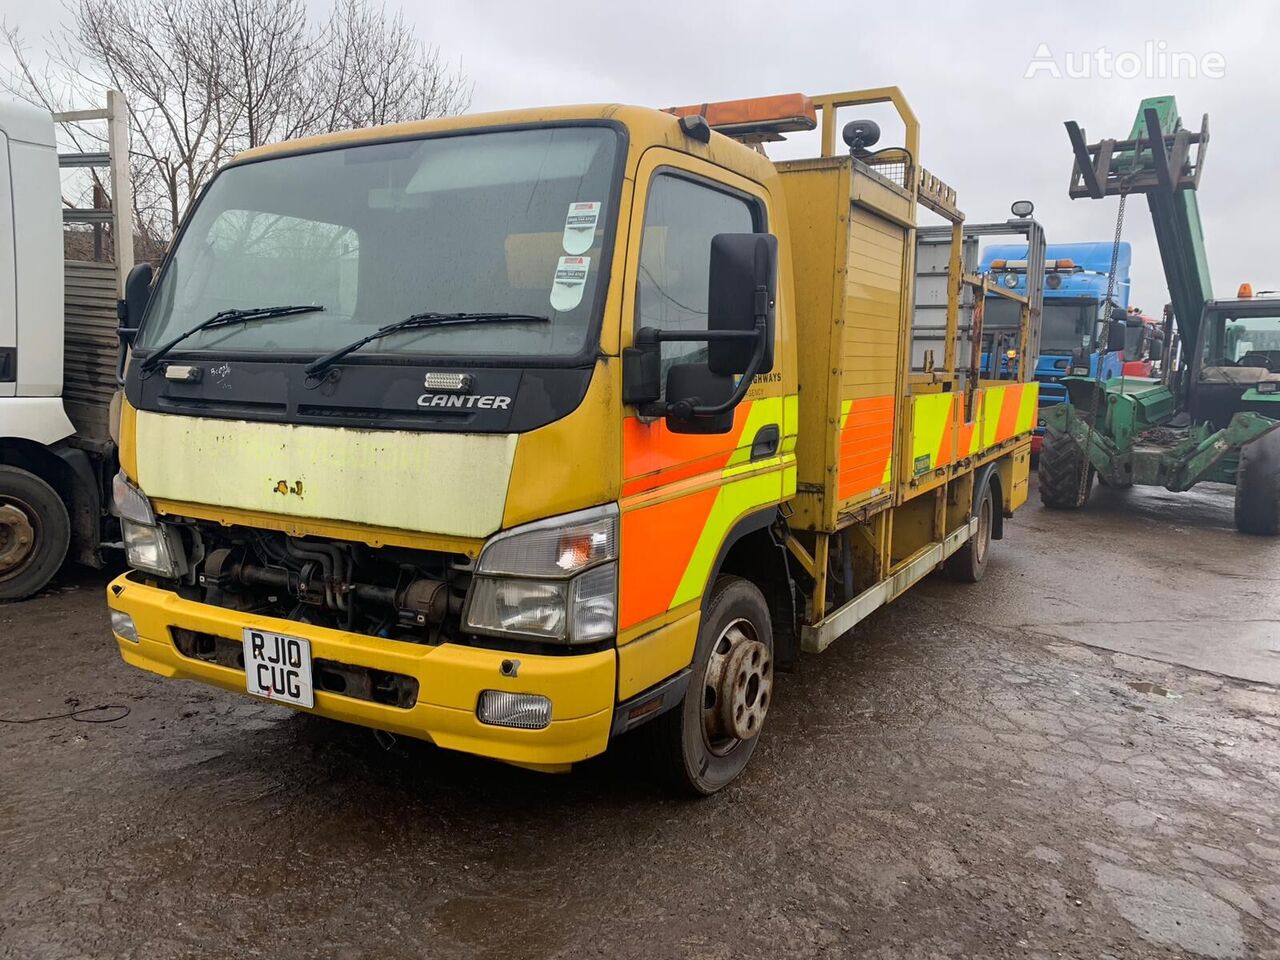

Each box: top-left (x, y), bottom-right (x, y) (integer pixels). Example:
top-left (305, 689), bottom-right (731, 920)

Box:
top-left (139, 125), bottom-right (621, 361)
top-left (1039, 300), bottom-right (1097, 353)
top-left (1201, 310), bottom-right (1280, 369)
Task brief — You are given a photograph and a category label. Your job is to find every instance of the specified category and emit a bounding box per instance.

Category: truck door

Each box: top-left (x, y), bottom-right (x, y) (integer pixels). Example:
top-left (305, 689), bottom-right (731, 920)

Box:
top-left (0, 130), bottom-right (16, 397)
top-left (616, 149), bottom-right (792, 643)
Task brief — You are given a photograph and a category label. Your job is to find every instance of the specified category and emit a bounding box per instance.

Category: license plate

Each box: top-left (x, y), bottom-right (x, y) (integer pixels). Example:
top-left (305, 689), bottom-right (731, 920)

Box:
top-left (243, 628), bottom-right (314, 708)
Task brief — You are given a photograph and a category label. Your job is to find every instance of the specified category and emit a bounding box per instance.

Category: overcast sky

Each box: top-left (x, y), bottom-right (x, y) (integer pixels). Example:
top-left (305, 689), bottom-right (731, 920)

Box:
top-left (7, 0), bottom-right (1278, 311)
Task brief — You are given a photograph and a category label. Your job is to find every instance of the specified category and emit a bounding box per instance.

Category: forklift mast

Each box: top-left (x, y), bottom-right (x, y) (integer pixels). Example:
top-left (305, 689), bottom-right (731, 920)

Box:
top-left (1064, 96), bottom-right (1211, 361)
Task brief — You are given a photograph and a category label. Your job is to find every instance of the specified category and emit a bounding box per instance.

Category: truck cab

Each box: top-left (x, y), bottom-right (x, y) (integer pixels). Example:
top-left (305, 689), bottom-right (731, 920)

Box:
top-left (980, 241), bottom-right (1135, 453)
top-left (1189, 289), bottom-right (1280, 428)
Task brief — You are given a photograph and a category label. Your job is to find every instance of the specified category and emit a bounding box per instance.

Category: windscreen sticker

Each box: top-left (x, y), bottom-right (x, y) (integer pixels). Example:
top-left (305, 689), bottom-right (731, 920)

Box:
top-left (561, 201), bottom-right (601, 255)
top-left (550, 256), bottom-right (590, 311)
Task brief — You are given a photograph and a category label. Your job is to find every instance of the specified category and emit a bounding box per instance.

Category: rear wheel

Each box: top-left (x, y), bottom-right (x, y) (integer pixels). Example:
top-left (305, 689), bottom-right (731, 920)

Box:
top-left (1234, 439), bottom-right (1280, 535)
top-left (1038, 429), bottom-right (1094, 509)
top-left (0, 465), bottom-right (71, 601)
top-left (646, 576), bottom-right (774, 796)
top-left (945, 477), bottom-right (994, 583)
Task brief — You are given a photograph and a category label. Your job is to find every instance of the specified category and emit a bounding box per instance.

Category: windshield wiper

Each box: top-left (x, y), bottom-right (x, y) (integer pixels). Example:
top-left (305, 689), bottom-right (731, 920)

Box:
top-left (140, 304), bottom-right (326, 373)
top-left (304, 311), bottom-right (549, 378)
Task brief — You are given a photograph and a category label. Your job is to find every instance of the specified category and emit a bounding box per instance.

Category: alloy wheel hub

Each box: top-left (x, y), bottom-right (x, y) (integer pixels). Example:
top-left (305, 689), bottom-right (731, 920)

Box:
top-left (703, 618), bottom-right (773, 750)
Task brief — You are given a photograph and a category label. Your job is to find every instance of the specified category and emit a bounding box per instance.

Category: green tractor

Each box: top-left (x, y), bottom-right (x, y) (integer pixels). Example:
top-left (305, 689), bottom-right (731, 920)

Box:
top-left (1043, 97), bottom-right (1280, 533)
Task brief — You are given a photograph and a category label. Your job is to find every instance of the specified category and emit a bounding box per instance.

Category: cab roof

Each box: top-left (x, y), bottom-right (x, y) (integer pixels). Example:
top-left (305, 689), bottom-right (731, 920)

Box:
top-left (232, 102), bottom-right (780, 187)
top-left (0, 98), bottom-right (56, 148)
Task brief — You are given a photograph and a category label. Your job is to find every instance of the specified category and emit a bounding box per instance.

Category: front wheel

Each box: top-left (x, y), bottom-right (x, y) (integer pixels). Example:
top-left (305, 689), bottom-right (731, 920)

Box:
top-left (647, 576), bottom-right (774, 796)
top-left (1234, 435), bottom-right (1280, 535)
top-left (1038, 429), bottom-right (1094, 509)
top-left (0, 465), bottom-right (71, 601)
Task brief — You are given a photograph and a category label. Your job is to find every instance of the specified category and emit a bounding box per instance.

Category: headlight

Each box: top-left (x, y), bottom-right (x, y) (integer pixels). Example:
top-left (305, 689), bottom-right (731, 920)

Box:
top-left (122, 518), bottom-right (179, 578)
top-left (467, 578), bottom-right (568, 639)
top-left (111, 472), bottom-right (155, 524)
top-left (464, 505), bottom-right (618, 644)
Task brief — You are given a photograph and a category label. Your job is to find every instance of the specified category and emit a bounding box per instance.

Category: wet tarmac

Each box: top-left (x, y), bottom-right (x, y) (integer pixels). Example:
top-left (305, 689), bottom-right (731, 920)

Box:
top-left (2, 480), bottom-right (1278, 959)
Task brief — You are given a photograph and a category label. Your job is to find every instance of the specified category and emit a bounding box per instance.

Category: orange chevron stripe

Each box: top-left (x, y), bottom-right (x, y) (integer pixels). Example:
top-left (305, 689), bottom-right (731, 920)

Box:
top-left (935, 396), bottom-right (955, 468)
top-left (995, 384), bottom-right (1023, 443)
top-left (619, 486), bottom-right (720, 628)
top-left (956, 403), bottom-right (978, 458)
top-left (621, 402), bottom-right (754, 497)
top-left (838, 396), bottom-right (895, 499)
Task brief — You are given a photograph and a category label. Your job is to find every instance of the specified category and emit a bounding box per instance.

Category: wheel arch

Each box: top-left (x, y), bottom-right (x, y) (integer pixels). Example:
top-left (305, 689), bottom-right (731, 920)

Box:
top-left (0, 436), bottom-right (70, 490)
top-left (973, 461), bottom-right (1004, 540)
top-left (702, 507), bottom-right (798, 668)
top-left (0, 437), bottom-right (102, 565)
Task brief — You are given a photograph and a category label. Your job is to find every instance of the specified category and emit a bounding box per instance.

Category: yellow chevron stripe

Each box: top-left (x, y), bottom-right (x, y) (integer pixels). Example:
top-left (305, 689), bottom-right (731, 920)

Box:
top-left (910, 393), bottom-right (952, 474)
top-left (1016, 382), bottom-right (1039, 433)
top-left (670, 469), bottom-right (784, 607)
top-left (725, 396), bottom-right (787, 468)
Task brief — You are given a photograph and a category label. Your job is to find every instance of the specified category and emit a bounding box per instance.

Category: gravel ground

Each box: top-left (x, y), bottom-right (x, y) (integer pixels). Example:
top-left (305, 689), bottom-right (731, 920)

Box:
top-left (2, 480), bottom-right (1278, 959)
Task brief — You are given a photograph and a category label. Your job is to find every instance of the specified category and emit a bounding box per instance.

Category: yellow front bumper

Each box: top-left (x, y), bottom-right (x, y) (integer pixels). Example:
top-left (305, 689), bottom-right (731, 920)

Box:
top-left (107, 574), bottom-right (616, 768)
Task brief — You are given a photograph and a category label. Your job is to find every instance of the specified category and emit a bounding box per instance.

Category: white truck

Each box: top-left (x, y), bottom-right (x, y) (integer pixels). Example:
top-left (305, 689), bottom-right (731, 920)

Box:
top-left (0, 92), bottom-right (132, 599)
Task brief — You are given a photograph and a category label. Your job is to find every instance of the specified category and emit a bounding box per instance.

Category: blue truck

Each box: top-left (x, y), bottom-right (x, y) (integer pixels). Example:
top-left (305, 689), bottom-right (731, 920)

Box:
top-left (979, 241), bottom-right (1134, 454)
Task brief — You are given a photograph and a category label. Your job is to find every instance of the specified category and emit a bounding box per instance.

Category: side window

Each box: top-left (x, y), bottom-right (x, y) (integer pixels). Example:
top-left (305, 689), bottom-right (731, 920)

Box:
top-left (636, 174), bottom-right (758, 391)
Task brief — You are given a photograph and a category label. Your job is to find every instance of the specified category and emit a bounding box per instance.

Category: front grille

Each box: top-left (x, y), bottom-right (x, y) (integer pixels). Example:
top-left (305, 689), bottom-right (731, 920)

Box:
top-left (170, 628), bottom-right (419, 710)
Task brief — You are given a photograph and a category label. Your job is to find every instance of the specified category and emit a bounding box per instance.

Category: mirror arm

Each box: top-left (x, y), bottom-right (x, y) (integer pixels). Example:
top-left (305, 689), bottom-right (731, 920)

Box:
top-left (678, 321), bottom-right (767, 418)
top-left (653, 320), bottom-right (768, 421)
top-left (635, 327), bottom-right (758, 345)
top-left (634, 324), bottom-right (763, 419)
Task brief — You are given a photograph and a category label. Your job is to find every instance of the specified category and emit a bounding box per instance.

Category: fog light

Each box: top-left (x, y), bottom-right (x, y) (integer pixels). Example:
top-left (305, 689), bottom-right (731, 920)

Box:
top-left (477, 690), bottom-right (552, 730)
top-left (110, 610), bottom-right (139, 643)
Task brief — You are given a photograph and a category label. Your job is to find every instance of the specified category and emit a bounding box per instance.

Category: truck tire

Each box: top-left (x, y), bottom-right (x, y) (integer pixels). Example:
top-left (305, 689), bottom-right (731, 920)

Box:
top-left (1234, 432), bottom-right (1280, 535)
top-left (646, 576), bottom-right (774, 796)
top-left (0, 465), bottom-right (71, 601)
top-left (945, 477), bottom-right (994, 583)
top-left (1038, 429), bottom-right (1093, 509)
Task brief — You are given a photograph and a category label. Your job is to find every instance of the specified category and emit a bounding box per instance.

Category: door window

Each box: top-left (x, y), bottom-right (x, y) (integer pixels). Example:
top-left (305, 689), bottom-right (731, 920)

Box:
top-left (635, 174), bottom-right (758, 394)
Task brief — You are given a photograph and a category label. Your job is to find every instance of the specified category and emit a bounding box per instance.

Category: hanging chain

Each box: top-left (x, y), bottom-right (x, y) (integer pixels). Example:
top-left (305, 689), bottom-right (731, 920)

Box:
top-left (1103, 194), bottom-right (1128, 314)
top-left (1074, 149), bottom-right (1137, 503)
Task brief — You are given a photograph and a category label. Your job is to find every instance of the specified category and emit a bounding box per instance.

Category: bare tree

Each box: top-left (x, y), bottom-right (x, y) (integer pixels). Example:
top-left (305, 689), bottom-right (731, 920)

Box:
top-left (1, 0), bottom-right (470, 255)
top-left (315, 0), bottom-right (470, 132)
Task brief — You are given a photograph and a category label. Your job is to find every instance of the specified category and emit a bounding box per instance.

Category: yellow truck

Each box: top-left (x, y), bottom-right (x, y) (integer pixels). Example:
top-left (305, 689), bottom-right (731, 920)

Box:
top-left (106, 87), bottom-right (1038, 794)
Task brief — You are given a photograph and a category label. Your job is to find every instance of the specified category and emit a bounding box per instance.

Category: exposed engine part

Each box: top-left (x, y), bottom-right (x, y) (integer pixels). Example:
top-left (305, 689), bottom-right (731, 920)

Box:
top-left (184, 526), bottom-right (472, 645)
top-left (202, 545), bottom-right (455, 625)
top-left (399, 577), bottom-right (450, 625)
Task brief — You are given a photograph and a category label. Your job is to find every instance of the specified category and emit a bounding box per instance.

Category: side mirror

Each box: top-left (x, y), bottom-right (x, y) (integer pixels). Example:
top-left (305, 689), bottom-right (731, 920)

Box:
top-left (707, 233), bottom-right (777, 376)
top-left (1107, 319), bottom-right (1127, 353)
top-left (664, 363), bottom-right (735, 434)
top-left (117, 262), bottom-right (153, 383)
top-left (119, 262), bottom-right (154, 340)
